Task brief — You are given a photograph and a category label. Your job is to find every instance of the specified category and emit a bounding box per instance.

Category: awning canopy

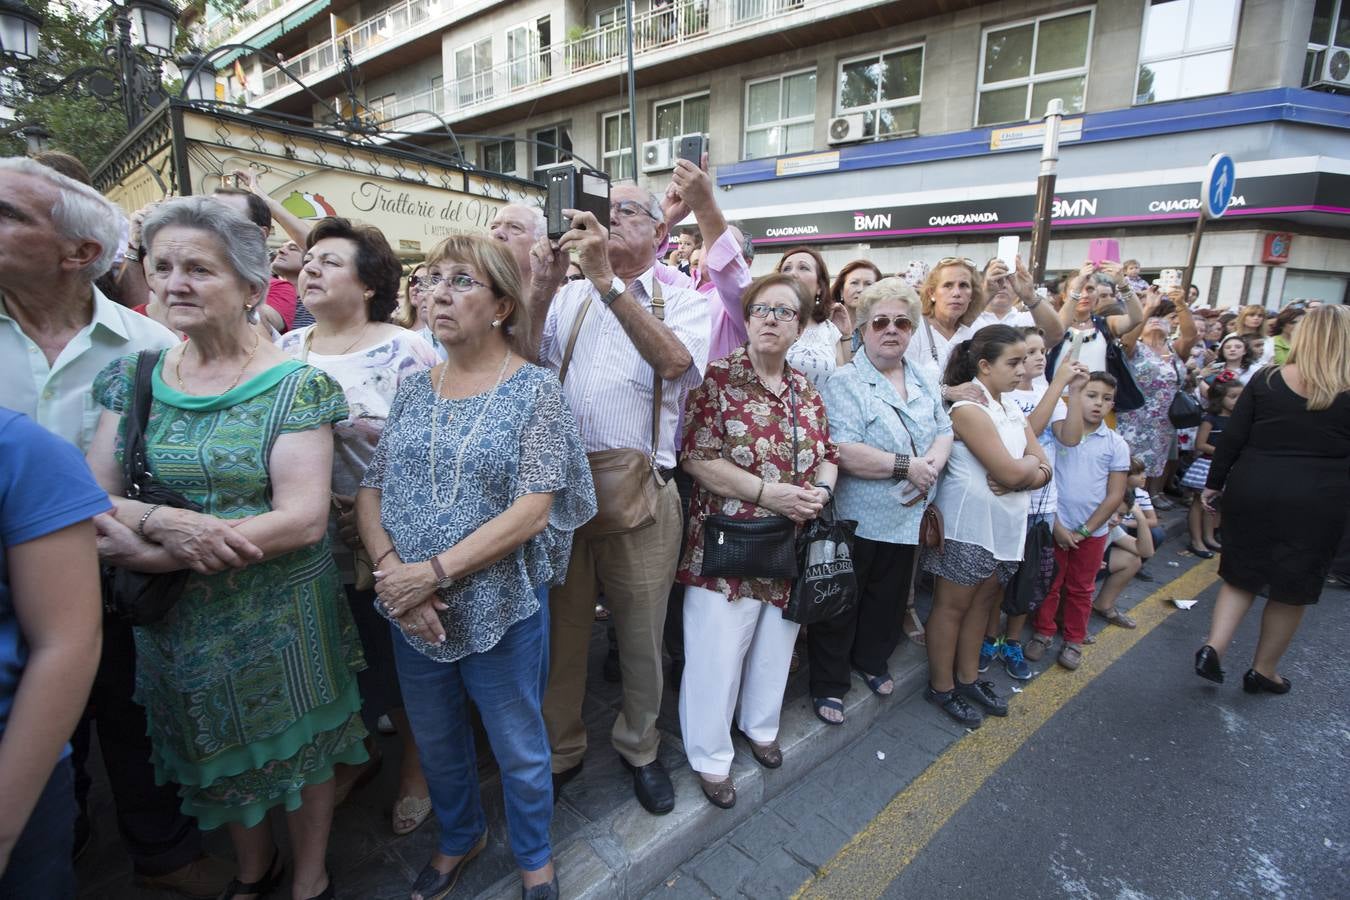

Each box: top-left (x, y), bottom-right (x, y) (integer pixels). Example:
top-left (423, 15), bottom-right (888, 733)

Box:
top-left (213, 0), bottom-right (330, 68)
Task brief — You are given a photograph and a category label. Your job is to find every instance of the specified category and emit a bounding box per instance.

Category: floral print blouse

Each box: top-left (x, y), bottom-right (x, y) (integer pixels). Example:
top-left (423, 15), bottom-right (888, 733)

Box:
top-left (677, 347), bottom-right (838, 608)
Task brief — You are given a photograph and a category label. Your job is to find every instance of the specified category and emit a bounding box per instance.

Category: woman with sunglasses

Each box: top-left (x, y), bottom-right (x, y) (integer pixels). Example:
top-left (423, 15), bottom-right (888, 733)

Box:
top-left (277, 218), bottom-right (441, 835)
top-left (811, 278), bottom-right (952, 725)
top-left (677, 274), bottom-right (837, 808)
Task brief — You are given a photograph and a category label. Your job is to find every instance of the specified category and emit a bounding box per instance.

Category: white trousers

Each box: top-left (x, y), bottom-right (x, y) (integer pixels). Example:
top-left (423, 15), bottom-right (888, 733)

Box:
top-left (678, 585), bottom-right (801, 778)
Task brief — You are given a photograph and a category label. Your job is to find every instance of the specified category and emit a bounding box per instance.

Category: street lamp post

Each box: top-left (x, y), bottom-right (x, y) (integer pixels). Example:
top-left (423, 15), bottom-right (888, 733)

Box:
top-left (0, 0), bottom-right (207, 132)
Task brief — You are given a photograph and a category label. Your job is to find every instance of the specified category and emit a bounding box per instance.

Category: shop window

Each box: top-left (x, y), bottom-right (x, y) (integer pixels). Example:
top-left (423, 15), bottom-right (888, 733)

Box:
top-left (744, 68), bottom-right (817, 160)
top-left (837, 44), bottom-right (923, 139)
top-left (1136, 0), bottom-right (1241, 104)
top-left (977, 8), bottom-right (1092, 127)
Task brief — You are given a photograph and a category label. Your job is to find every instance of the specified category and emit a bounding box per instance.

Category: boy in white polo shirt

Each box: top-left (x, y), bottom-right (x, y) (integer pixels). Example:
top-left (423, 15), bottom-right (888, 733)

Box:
top-left (1026, 372), bottom-right (1131, 670)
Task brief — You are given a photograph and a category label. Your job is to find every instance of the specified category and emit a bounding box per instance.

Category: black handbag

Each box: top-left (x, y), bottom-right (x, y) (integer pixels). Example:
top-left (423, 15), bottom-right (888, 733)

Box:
top-left (1002, 492), bottom-right (1057, 617)
top-left (1165, 352), bottom-right (1203, 428)
top-left (101, 350), bottom-right (202, 626)
top-left (699, 380), bottom-right (800, 579)
top-left (783, 501), bottom-right (858, 625)
top-left (1097, 316), bottom-right (1147, 413)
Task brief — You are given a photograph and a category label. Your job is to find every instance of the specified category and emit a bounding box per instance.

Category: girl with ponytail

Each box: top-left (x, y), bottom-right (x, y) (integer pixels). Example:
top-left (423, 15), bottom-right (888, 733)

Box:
top-left (921, 325), bottom-right (1052, 727)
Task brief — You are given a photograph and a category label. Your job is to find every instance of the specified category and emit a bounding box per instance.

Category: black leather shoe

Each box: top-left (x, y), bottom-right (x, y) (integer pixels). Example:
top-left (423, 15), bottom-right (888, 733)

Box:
top-left (411, 833), bottom-right (486, 900)
top-left (1242, 669), bottom-right (1291, 694)
top-left (551, 761), bottom-right (582, 801)
top-left (1187, 544), bottom-right (1215, 559)
top-left (1195, 644), bottom-right (1224, 683)
top-left (620, 757), bottom-right (674, 815)
top-left (925, 685), bottom-right (983, 728)
top-left (522, 875), bottom-right (560, 900)
top-left (955, 679), bottom-right (1009, 717)
top-left (1134, 569), bottom-right (1156, 583)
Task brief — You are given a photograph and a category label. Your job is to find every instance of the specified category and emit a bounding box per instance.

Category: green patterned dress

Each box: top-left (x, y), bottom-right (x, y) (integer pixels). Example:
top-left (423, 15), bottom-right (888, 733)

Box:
top-left (94, 353), bottom-right (369, 830)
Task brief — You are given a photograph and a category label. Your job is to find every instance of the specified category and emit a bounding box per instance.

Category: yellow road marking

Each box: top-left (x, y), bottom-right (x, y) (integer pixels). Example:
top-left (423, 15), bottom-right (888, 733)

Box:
top-left (793, 560), bottom-right (1220, 900)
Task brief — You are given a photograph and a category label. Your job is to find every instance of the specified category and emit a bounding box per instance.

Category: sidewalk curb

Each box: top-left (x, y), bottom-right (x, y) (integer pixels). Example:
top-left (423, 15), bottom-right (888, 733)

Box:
top-left (476, 644), bottom-right (931, 899)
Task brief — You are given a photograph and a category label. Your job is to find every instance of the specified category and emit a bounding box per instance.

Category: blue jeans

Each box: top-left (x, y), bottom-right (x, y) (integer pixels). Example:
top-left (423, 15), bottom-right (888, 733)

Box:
top-left (0, 758), bottom-right (76, 899)
top-left (392, 597), bottom-right (553, 871)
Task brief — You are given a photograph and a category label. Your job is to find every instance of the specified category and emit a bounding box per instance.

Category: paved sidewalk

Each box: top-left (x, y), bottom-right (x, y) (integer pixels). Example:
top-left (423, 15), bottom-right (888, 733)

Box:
top-left (77, 512), bottom-right (1197, 898)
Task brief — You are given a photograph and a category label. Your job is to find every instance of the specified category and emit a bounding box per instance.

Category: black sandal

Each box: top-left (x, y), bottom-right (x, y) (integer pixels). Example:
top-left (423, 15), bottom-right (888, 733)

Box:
top-left (219, 848), bottom-right (284, 900)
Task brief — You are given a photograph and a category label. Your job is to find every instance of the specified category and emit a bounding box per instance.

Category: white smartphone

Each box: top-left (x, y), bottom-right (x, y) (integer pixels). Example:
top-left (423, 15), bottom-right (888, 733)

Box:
top-left (996, 235), bottom-right (1020, 270)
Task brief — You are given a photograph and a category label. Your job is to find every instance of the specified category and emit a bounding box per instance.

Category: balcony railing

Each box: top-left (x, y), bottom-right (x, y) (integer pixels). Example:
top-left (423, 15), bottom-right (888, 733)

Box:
top-left (207, 0), bottom-right (296, 46)
top-left (246, 0), bottom-right (820, 114)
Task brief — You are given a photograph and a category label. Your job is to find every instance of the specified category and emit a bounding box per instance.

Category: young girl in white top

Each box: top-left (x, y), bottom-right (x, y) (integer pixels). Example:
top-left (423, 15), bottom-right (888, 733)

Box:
top-left (921, 325), bottom-right (1053, 727)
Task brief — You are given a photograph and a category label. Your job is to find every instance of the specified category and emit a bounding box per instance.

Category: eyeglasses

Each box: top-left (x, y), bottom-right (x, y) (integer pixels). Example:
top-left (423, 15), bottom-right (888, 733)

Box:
top-left (423, 273), bottom-right (492, 293)
top-left (868, 314), bottom-right (914, 333)
top-left (748, 304), bottom-right (800, 322)
top-left (610, 200), bottom-right (660, 222)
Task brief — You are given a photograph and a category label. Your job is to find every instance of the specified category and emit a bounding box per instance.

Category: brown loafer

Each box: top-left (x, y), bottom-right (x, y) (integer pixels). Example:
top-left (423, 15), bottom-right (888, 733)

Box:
top-left (1058, 643), bottom-right (1083, 670)
top-left (747, 739), bottom-right (782, 769)
top-left (1024, 633), bottom-right (1053, 662)
top-left (699, 775), bottom-right (736, 809)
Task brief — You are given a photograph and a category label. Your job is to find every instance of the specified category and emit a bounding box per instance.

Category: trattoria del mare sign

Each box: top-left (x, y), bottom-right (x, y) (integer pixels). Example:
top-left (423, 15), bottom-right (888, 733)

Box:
top-left (745, 172), bottom-right (1344, 246)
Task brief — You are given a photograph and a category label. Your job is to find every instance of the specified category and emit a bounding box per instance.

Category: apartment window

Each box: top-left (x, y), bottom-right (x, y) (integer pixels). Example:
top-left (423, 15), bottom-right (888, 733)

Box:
top-left (1135, 0), bottom-right (1241, 103)
top-left (744, 69), bottom-right (817, 160)
top-left (482, 138), bottom-right (516, 175)
top-left (368, 93), bottom-right (395, 121)
top-left (654, 92), bottom-right (710, 140)
top-left (1304, 0), bottom-right (1349, 86)
top-left (977, 8), bottom-right (1093, 127)
top-left (454, 37), bottom-right (493, 106)
top-left (429, 75), bottom-right (444, 113)
top-left (602, 111), bottom-right (634, 180)
top-left (508, 16), bottom-right (552, 89)
top-left (532, 124), bottom-right (572, 176)
top-left (837, 44), bottom-right (923, 139)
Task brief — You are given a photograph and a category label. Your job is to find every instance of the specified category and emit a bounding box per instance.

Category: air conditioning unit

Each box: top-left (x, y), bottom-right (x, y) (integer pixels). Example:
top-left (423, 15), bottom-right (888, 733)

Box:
top-left (641, 138), bottom-right (673, 173)
top-left (827, 113), bottom-right (867, 145)
top-left (1317, 46), bottom-right (1350, 87)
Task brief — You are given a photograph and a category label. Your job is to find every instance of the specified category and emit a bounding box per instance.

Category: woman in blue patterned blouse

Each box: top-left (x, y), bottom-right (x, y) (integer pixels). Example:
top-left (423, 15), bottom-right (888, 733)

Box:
top-left (356, 235), bottom-right (594, 900)
top-left (814, 278), bottom-right (952, 722)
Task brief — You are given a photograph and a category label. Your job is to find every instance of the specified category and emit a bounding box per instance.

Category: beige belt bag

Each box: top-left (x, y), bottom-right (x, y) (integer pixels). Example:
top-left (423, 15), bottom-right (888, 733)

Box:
top-left (558, 279), bottom-right (667, 538)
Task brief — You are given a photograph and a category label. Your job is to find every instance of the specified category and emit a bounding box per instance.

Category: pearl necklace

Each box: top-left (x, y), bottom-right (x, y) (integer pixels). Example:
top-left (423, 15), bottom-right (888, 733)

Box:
top-left (429, 349), bottom-right (513, 506)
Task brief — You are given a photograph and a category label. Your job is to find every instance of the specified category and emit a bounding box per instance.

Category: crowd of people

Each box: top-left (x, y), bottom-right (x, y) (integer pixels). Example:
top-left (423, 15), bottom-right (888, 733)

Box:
top-left (1, 147), bottom-right (1348, 900)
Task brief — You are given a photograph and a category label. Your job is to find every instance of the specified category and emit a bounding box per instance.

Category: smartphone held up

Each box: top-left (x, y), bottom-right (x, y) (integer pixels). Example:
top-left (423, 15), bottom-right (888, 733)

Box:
top-left (546, 166), bottom-right (611, 241)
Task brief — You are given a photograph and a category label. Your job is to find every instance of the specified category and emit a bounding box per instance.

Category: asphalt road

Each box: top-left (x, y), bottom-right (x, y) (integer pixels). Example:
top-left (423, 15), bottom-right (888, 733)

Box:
top-left (876, 575), bottom-right (1350, 900)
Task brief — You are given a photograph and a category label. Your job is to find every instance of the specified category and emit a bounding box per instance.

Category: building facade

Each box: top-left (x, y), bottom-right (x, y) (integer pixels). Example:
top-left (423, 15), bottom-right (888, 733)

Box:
top-left (207, 0), bottom-right (1350, 306)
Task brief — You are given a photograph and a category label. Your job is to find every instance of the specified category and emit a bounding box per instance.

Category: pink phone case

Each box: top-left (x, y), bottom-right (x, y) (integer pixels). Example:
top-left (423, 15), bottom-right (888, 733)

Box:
top-left (1088, 238), bottom-right (1120, 266)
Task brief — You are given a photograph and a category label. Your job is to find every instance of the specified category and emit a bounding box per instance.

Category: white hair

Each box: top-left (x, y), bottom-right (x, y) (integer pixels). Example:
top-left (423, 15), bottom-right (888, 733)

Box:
top-left (500, 202), bottom-right (546, 239)
top-left (0, 156), bottom-right (128, 282)
top-left (142, 196), bottom-right (270, 293)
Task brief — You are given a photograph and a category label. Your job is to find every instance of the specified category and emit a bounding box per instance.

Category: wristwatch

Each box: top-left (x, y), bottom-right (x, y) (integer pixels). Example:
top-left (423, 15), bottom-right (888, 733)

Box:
top-left (599, 278), bottom-right (626, 306)
top-left (428, 555), bottom-right (454, 591)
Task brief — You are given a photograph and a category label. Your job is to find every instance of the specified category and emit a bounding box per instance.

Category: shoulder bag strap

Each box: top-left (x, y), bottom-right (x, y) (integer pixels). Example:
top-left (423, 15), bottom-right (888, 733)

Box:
top-left (789, 375), bottom-right (799, 485)
top-left (123, 350), bottom-right (158, 498)
top-left (923, 316), bottom-right (940, 365)
top-left (557, 296), bottom-right (593, 386)
top-left (649, 277), bottom-right (665, 466)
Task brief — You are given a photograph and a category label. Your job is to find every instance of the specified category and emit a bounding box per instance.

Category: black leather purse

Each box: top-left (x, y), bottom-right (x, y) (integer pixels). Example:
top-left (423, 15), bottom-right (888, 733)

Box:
top-left (699, 378), bottom-right (800, 580)
top-left (101, 350), bottom-right (202, 626)
top-left (1165, 351), bottom-right (1203, 428)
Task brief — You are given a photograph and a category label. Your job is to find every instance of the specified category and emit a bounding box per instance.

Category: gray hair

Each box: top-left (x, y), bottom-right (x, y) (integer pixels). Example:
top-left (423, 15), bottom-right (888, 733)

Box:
top-left (0, 156), bottom-right (127, 282)
top-left (856, 277), bottom-right (921, 325)
top-left (142, 196), bottom-right (270, 293)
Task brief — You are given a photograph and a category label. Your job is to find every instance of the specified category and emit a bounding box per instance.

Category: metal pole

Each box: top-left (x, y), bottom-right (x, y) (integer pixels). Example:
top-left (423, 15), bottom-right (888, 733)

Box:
top-left (624, 0), bottom-right (638, 180)
top-left (1181, 213), bottom-right (1206, 303)
top-left (1029, 98), bottom-right (1064, 286)
top-left (115, 10), bottom-right (139, 131)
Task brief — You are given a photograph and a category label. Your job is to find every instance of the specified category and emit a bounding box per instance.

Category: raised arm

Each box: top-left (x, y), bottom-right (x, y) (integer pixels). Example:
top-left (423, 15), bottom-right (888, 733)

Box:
top-left (1171, 288), bottom-right (1199, 360)
top-left (235, 169), bottom-right (313, 246)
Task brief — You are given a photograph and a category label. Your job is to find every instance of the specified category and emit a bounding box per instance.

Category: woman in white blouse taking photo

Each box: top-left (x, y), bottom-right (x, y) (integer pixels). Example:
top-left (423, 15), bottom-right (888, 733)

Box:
top-left (774, 246), bottom-right (852, 383)
top-left (920, 325), bottom-right (1052, 728)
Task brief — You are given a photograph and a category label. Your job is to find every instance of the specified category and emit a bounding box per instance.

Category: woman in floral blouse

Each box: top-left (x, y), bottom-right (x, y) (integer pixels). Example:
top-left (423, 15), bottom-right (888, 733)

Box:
top-left (677, 273), bottom-right (839, 810)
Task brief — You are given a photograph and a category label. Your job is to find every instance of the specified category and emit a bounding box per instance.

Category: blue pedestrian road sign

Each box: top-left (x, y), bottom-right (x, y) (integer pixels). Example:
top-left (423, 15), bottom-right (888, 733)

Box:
top-left (1203, 153), bottom-right (1236, 219)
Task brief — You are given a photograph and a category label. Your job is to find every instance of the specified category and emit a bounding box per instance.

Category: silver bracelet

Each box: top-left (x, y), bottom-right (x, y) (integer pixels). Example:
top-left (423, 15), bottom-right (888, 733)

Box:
top-left (137, 504), bottom-right (163, 540)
